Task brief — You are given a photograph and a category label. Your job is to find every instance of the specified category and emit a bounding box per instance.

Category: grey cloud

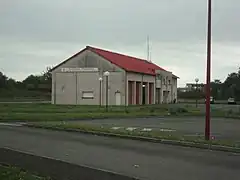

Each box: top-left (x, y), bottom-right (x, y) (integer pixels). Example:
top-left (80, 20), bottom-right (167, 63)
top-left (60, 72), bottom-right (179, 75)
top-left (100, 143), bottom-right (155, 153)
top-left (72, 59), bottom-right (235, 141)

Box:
top-left (0, 0), bottom-right (240, 85)
top-left (1, 0), bottom-right (240, 44)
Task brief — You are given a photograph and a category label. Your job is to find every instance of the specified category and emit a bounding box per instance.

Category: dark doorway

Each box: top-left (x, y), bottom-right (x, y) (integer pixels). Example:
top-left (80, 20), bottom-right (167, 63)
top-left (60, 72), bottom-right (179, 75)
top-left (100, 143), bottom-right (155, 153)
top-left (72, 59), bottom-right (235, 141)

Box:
top-left (128, 81), bottom-right (133, 105)
top-left (149, 83), bottom-right (153, 104)
top-left (136, 82), bottom-right (141, 104)
top-left (142, 85), bottom-right (146, 105)
top-left (156, 88), bottom-right (161, 104)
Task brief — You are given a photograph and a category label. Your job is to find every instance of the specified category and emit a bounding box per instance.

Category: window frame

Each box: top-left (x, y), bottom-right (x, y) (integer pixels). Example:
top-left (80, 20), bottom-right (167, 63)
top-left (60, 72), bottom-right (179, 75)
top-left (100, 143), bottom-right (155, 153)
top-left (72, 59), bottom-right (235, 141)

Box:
top-left (82, 91), bottom-right (94, 99)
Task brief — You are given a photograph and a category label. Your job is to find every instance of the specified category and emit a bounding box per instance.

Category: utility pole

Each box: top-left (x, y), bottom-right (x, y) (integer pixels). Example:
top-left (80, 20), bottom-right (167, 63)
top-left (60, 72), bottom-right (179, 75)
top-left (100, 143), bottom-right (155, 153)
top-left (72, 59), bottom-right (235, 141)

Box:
top-left (106, 75), bottom-right (109, 112)
top-left (205, 0), bottom-right (212, 140)
top-left (99, 77), bottom-right (103, 106)
top-left (104, 71), bottom-right (110, 112)
top-left (195, 78), bottom-right (199, 108)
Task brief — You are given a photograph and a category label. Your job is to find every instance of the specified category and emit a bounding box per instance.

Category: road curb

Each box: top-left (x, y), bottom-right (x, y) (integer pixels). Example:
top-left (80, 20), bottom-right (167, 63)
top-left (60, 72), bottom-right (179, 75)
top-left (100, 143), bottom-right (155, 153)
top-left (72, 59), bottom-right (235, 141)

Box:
top-left (0, 115), bottom-right (166, 123)
top-left (1, 114), bottom-right (239, 123)
top-left (24, 124), bottom-right (240, 154)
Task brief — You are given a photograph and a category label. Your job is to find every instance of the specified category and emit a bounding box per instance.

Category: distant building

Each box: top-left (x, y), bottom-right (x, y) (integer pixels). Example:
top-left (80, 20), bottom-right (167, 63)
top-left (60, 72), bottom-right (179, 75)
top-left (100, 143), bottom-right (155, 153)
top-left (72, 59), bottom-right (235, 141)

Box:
top-left (178, 83), bottom-right (205, 92)
top-left (50, 46), bottom-right (179, 105)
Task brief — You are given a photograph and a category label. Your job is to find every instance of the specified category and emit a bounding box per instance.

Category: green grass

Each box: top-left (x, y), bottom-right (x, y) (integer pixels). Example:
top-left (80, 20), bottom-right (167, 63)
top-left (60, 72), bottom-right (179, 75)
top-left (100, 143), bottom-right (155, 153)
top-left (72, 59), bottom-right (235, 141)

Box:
top-left (0, 103), bottom-right (240, 122)
top-left (29, 121), bottom-right (240, 149)
top-left (0, 98), bottom-right (49, 102)
top-left (0, 164), bottom-right (51, 180)
top-left (0, 104), bottom-right (195, 122)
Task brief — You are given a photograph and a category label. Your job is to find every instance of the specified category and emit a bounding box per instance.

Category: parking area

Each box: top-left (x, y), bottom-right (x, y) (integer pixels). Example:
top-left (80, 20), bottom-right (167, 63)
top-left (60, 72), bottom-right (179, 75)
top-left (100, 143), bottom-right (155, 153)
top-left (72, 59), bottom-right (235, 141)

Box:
top-left (71, 117), bottom-right (240, 141)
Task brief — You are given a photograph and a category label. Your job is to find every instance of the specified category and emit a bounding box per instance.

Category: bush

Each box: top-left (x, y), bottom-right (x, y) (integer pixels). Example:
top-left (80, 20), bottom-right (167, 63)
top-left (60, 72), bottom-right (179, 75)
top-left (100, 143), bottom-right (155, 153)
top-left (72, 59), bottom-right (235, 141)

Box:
top-left (168, 107), bottom-right (188, 115)
top-left (150, 108), bottom-right (155, 113)
top-left (226, 109), bottom-right (233, 116)
top-left (177, 107), bottom-right (188, 113)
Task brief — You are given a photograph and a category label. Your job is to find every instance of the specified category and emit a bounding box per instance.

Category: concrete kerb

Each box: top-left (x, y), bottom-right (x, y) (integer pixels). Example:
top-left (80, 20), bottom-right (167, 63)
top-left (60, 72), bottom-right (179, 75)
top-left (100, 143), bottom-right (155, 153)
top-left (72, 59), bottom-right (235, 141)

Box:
top-left (24, 124), bottom-right (240, 154)
top-left (0, 115), bottom-right (165, 123)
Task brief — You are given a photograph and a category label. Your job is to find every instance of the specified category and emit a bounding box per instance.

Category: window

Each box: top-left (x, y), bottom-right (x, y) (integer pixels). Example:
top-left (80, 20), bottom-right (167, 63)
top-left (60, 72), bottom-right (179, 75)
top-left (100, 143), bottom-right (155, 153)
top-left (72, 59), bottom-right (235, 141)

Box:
top-left (82, 91), bottom-right (94, 99)
top-left (168, 80), bottom-right (171, 85)
top-left (156, 74), bottom-right (161, 80)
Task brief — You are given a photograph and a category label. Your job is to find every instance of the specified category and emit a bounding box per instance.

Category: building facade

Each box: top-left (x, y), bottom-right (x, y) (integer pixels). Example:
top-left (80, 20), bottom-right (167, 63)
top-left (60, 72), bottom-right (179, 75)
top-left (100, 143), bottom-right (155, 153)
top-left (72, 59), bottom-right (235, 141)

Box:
top-left (50, 46), bottom-right (179, 105)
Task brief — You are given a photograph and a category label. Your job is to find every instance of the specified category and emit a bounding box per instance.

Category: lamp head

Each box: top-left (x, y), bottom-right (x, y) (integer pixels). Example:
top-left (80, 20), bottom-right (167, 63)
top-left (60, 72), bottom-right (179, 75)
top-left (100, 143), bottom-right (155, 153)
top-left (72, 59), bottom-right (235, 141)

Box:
top-left (104, 71), bottom-right (110, 76)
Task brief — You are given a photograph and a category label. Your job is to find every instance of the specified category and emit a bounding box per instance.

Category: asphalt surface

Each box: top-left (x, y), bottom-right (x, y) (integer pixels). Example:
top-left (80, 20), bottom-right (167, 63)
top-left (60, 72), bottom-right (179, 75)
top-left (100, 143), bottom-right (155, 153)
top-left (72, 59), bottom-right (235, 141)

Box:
top-left (69, 117), bottom-right (240, 141)
top-left (0, 125), bottom-right (239, 180)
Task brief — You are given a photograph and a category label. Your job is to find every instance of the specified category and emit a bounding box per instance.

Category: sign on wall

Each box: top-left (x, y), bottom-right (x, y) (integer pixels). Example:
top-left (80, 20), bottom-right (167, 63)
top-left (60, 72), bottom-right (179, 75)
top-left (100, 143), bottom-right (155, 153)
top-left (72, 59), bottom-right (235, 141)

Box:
top-left (61, 68), bottom-right (99, 72)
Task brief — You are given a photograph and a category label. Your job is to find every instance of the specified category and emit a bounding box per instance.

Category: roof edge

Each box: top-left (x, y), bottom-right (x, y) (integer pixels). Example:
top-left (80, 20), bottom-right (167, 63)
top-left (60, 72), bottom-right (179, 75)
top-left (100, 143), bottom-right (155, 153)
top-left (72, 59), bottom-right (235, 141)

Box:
top-left (173, 74), bottom-right (180, 79)
top-left (49, 46), bottom-right (89, 72)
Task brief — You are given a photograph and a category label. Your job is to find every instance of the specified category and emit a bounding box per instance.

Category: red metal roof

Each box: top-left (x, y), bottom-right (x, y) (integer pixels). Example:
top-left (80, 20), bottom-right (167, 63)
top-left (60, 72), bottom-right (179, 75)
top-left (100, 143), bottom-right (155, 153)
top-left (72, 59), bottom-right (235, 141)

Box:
top-left (51, 45), bottom-right (177, 77)
top-left (87, 46), bottom-right (167, 75)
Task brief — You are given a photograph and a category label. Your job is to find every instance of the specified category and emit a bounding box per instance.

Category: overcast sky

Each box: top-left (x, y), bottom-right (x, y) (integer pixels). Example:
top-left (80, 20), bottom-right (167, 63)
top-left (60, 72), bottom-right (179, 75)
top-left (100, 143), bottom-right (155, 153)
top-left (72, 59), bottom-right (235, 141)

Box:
top-left (0, 0), bottom-right (239, 86)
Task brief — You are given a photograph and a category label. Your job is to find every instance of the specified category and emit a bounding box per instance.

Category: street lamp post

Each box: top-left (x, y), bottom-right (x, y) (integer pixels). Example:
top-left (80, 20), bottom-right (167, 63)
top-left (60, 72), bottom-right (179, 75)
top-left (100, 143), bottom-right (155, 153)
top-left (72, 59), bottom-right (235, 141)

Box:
top-left (99, 77), bottom-right (103, 106)
top-left (104, 71), bottom-right (110, 112)
top-left (195, 78), bottom-right (199, 108)
top-left (205, 0), bottom-right (212, 140)
top-left (142, 84), bottom-right (146, 105)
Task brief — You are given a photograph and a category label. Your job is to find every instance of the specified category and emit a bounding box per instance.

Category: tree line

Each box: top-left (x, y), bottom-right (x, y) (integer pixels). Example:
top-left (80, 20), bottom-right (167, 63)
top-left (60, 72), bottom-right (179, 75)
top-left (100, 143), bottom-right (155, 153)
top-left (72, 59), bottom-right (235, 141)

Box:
top-left (1, 67), bottom-right (240, 101)
top-left (178, 68), bottom-right (240, 101)
top-left (0, 67), bottom-right (52, 100)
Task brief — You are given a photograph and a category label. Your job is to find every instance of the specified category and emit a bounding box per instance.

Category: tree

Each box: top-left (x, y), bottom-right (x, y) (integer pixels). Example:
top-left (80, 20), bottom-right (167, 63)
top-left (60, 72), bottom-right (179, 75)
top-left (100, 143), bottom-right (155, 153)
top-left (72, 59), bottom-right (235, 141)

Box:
top-left (210, 79), bottom-right (222, 100)
top-left (179, 67), bottom-right (240, 101)
top-left (39, 67), bottom-right (52, 92)
top-left (222, 69), bottom-right (240, 100)
top-left (6, 78), bottom-right (17, 89)
top-left (22, 75), bottom-right (41, 90)
top-left (0, 72), bottom-right (8, 89)
top-left (41, 67), bottom-right (52, 84)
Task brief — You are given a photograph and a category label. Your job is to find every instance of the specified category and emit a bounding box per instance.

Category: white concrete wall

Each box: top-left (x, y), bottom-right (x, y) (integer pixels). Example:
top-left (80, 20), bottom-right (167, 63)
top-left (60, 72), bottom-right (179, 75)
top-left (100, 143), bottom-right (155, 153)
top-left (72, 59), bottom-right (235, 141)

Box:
top-left (52, 50), bottom-right (126, 105)
top-left (77, 72), bottom-right (101, 105)
top-left (54, 71), bottom-right (125, 105)
top-left (55, 72), bottom-right (77, 105)
top-left (155, 69), bottom-right (178, 103)
top-left (172, 77), bottom-right (178, 102)
top-left (51, 49), bottom-right (178, 105)
top-left (102, 72), bottom-right (126, 106)
top-left (53, 50), bottom-right (123, 71)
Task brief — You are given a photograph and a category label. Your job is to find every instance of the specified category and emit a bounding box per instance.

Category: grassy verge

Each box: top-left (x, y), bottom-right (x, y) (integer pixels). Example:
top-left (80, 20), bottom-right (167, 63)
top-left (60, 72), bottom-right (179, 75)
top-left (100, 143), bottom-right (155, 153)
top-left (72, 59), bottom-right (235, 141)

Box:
top-left (1, 103), bottom-right (240, 122)
top-left (27, 122), bottom-right (240, 150)
top-left (0, 164), bottom-right (51, 180)
top-left (0, 104), bottom-right (195, 122)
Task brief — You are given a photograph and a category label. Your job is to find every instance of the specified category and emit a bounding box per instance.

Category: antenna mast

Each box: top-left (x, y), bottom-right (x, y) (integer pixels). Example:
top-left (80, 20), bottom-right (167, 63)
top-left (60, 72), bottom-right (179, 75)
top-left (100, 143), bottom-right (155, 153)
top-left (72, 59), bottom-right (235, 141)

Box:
top-left (147, 36), bottom-right (151, 62)
top-left (147, 35), bottom-right (150, 62)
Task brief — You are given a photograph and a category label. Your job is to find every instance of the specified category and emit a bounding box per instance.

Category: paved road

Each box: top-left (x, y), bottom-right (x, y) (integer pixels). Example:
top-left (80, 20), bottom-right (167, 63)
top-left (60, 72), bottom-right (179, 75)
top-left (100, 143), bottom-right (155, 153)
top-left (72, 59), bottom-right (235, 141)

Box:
top-left (0, 125), bottom-right (239, 180)
top-left (69, 117), bottom-right (240, 141)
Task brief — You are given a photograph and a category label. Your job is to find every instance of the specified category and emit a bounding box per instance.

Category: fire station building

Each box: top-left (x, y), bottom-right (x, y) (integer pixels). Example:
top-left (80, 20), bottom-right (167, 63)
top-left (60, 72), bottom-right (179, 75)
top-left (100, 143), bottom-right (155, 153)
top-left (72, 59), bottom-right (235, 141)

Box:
top-left (50, 46), bottom-right (179, 105)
